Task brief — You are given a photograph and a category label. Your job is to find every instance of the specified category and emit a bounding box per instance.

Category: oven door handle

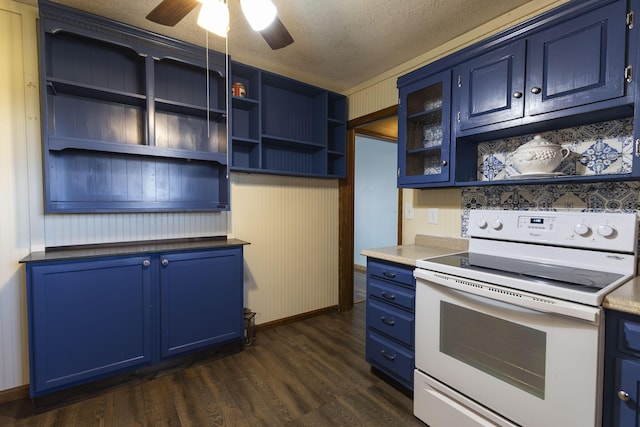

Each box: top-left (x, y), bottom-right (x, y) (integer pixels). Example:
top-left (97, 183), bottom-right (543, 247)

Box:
top-left (415, 269), bottom-right (600, 324)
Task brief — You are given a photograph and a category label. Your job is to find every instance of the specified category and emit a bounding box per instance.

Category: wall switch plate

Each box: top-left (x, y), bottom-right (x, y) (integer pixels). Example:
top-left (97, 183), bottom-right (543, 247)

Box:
top-left (427, 208), bottom-right (439, 224)
top-left (405, 203), bottom-right (414, 220)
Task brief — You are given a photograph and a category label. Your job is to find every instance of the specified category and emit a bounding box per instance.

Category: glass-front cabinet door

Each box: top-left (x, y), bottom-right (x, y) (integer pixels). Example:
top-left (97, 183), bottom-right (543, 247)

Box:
top-left (398, 70), bottom-right (451, 187)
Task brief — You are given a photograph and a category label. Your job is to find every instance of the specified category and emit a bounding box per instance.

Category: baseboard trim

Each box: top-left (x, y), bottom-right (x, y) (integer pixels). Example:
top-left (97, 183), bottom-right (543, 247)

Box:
top-left (0, 384), bottom-right (29, 404)
top-left (354, 264), bottom-right (366, 273)
top-left (256, 306), bottom-right (338, 331)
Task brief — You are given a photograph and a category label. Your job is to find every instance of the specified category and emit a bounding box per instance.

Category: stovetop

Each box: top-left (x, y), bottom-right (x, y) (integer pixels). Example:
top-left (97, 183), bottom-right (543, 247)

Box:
top-left (416, 210), bottom-right (638, 306)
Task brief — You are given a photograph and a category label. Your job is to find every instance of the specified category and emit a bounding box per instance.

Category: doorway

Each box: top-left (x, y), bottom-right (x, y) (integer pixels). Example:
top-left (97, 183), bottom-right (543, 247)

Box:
top-left (338, 106), bottom-right (399, 311)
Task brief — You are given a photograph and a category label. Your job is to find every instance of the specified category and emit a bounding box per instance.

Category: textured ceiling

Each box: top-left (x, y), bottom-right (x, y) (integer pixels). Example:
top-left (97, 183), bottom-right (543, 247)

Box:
top-left (32, 0), bottom-right (532, 93)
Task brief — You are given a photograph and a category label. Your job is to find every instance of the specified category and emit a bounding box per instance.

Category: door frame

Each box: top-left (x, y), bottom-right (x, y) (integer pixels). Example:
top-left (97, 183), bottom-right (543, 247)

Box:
top-left (338, 105), bottom-right (399, 312)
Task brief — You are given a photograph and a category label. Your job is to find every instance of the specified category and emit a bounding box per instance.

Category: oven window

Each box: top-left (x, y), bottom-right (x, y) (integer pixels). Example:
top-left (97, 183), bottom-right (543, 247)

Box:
top-left (440, 302), bottom-right (546, 399)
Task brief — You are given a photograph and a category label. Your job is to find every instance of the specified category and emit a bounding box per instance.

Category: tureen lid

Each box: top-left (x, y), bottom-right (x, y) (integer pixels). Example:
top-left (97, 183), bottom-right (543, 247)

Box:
top-left (519, 135), bottom-right (559, 148)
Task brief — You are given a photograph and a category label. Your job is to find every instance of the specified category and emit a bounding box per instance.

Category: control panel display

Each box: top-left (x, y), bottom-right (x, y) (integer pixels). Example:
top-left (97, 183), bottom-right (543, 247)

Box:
top-left (518, 215), bottom-right (554, 231)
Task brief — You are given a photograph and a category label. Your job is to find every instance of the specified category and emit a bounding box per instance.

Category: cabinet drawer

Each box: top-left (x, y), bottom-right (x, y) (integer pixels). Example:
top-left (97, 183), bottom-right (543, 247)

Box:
top-left (367, 260), bottom-right (414, 287)
top-left (368, 278), bottom-right (414, 311)
top-left (366, 330), bottom-right (414, 385)
top-left (367, 300), bottom-right (414, 346)
top-left (620, 319), bottom-right (640, 355)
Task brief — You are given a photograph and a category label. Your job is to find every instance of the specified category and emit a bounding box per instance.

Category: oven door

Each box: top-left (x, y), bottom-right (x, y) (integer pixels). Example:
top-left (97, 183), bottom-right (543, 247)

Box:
top-left (414, 268), bottom-right (603, 427)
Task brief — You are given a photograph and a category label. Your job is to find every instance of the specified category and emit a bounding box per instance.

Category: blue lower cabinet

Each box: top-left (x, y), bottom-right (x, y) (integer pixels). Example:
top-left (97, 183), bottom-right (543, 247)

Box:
top-left (365, 258), bottom-right (416, 390)
top-left (160, 249), bottom-right (243, 358)
top-left (604, 309), bottom-right (640, 426)
top-left (28, 256), bottom-right (153, 396)
top-left (24, 246), bottom-right (244, 397)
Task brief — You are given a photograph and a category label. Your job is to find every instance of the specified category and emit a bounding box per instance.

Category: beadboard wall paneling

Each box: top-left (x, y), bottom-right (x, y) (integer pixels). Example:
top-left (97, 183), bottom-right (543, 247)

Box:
top-left (44, 212), bottom-right (228, 247)
top-left (345, 0), bottom-right (570, 120)
top-left (402, 188), bottom-right (463, 242)
top-left (0, 0), bottom-right (39, 391)
top-left (230, 173), bottom-right (339, 325)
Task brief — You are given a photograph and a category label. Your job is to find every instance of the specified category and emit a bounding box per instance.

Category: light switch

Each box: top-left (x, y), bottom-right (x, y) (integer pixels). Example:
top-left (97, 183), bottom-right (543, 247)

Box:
top-left (428, 208), bottom-right (439, 224)
top-left (405, 203), bottom-right (414, 220)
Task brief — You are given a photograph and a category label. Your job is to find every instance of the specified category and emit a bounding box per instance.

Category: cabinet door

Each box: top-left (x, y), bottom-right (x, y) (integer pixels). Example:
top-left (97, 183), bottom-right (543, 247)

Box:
top-left (28, 256), bottom-right (153, 396)
top-left (159, 248), bottom-right (243, 358)
top-left (613, 358), bottom-right (640, 426)
top-left (398, 70), bottom-right (452, 186)
top-left (455, 39), bottom-right (526, 131)
top-left (526, 0), bottom-right (627, 116)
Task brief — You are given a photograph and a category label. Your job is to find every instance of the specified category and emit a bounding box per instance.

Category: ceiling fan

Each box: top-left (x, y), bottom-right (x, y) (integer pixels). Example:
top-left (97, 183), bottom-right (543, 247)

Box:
top-left (146, 0), bottom-right (294, 50)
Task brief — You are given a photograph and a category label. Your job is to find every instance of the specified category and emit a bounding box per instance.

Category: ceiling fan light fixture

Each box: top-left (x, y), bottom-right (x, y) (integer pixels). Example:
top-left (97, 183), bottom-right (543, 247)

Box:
top-left (197, 0), bottom-right (229, 38)
top-left (240, 0), bottom-right (277, 31)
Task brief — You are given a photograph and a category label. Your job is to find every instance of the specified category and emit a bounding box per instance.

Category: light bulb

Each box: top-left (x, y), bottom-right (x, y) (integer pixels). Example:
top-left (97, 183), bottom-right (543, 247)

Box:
top-left (240, 0), bottom-right (277, 31)
top-left (197, 0), bottom-right (229, 38)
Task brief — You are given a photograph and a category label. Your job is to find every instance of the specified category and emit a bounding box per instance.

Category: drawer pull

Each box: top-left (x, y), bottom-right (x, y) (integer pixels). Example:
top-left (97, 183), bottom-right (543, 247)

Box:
top-left (381, 350), bottom-right (396, 361)
top-left (381, 292), bottom-right (396, 300)
top-left (380, 317), bottom-right (396, 326)
top-left (618, 390), bottom-right (630, 401)
top-left (383, 271), bottom-right (396, 279)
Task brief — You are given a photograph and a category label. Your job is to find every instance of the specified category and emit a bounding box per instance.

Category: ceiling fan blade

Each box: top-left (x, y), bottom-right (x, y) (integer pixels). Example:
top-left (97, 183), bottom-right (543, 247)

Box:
top-left (146, 0), bottom-right (200, 26)
top-left (260, 16), bottom-right (294, 50)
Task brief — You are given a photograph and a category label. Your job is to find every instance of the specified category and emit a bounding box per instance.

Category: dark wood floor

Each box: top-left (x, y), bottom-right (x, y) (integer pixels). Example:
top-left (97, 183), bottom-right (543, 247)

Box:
top-left (0, 302), bottom-right (423, 426)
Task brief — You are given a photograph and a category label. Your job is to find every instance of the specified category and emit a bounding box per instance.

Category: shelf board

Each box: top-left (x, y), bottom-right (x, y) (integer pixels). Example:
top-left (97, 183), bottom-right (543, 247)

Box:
top-left (48, 136), bottom-right (228, 164)
top-left (328, 117), bottom-right (345, 127)
top-left (408, 107), bottom-right (442, 121)
top-left (47, 78), bottom-right (146, 107)
top-left (262, 134), bottom-right (325, 151)
top-left (458, 173), bottom-right (634, 186)
top-left (155, 98), bottom-right (226, 120)
top-left (231, 137), bottom-right (260, 145)
top-left (231, 96), bottom-right (259, 111)
top-left (407, 146), bottom-right (442, 155)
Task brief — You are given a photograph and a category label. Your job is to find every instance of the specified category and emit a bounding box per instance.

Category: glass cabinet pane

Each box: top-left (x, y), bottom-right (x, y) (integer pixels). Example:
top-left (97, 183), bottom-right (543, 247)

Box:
top-left (405, 82), bottom-right (444, 177)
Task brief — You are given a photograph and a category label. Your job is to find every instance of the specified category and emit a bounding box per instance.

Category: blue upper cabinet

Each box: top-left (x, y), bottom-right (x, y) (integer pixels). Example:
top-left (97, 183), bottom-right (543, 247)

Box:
top-left (398, 71), bottom-right (452, 187)
top-left (230, 61), bottom-right (347, 178)
top-left (39, 1), bottom-right (229, 213)
top-left (454, 0), bottom-right (629, 134)
top-left (455, 40), bottom-right (526, 131)
top-left (398, 0), bottom-right (639, 189)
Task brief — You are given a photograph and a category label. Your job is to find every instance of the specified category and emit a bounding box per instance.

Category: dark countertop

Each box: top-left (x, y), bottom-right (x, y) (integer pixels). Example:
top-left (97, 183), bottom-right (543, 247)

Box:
top-left (20, 237), bottom-right (250, 263)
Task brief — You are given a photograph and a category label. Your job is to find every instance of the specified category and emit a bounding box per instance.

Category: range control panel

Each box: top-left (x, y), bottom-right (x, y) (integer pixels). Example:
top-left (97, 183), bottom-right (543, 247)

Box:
top-left (468, 210), bottom-right (638, 252)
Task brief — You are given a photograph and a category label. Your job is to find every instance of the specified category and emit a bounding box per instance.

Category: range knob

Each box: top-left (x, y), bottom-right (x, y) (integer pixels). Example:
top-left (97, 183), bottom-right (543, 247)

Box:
top-left (574, 223), bottom-right (591, 236)
top-left (491, 219), bottom-right (503, 230)
top-left (598, 224), bottom-right (615, 238)
top-left (476, 219), bottom-right (488, 229)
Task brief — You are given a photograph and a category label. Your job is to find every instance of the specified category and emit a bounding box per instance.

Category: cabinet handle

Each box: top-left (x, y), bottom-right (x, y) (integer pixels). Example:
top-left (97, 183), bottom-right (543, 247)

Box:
top-left (618, 390), bottom-right (630, 401)
top-left (380, 317), bottom-right (396, 326)
top-left (381, 350), bottom-right (396, 361)
top-left (441, 160), bottom-right (448, 167)
top-left (530, 87), bottom-right (542, 94)
top-left (382, 271), bottom-right (396, 279)
top-left (161, 258), bottom-right (169, 266)
top-left (381, 292), bottom-right (396, 300)
top-left (142, 259), bottom-right (151, 267)
top-left (512, 91), bottom-right (522, 98)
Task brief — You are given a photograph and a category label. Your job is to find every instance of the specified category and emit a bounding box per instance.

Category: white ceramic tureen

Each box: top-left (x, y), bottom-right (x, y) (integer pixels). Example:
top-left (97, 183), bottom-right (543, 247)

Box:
top-left (508, 135), bottom-right (569, 174)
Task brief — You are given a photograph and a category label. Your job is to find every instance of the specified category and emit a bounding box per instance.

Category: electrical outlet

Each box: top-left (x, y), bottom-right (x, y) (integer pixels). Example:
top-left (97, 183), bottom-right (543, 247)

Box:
top-left (405, 203), bottom-right (414, 220)
top-left (427, 208), bottom-right (439, 224)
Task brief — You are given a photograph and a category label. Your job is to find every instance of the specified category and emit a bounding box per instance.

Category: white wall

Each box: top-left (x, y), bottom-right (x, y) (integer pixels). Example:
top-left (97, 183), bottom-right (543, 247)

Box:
top-left (354, 135), bottom-right (397, 266)
top-left (0, 0), bottom-right (40, 391)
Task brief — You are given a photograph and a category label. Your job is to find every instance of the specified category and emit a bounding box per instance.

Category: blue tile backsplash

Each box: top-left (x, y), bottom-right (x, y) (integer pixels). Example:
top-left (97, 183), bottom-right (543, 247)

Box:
top-left (461, 181), bottom-right (640, 237)
top-left (477, 118), bottom-right (634, 181)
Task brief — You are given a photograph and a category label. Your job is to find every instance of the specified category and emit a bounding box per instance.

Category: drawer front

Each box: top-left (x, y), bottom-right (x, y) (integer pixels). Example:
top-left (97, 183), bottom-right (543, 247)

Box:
top-left (368, 278), bottom-right (414, 311)
top-left (621, 318), bottom-right (640, 355)
top-left (367, 300), bottom-right (414, 346)
top-left (366, 330), bottom-right (414, 385)
top-left (367, 260), bottom-right (414, 287)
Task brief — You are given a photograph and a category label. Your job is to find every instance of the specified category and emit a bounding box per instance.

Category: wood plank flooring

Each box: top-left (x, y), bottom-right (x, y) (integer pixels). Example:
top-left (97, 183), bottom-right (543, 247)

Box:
top-left (0, 303), bottom-right (423, 426)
